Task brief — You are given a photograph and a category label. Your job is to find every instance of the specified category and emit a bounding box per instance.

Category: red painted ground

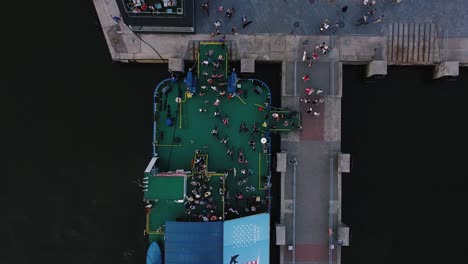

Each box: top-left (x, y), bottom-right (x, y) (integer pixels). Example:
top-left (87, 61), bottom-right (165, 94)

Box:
top-left (284, 244), bottom-right (336, 262)
top-left (299, 93), bottom-right (324, 141)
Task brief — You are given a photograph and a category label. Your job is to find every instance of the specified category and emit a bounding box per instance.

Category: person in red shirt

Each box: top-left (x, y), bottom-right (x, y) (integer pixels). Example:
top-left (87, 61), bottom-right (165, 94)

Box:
top-left (304, 87), bottom-right (314, 96)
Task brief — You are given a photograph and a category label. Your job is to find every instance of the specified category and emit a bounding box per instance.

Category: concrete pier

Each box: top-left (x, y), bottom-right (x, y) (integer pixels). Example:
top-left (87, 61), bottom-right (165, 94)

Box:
top-left (433, 61), bottom-right (460, 79)
top-left (366, 60), bottom-right (387, 78)
top-left (93, 1), bottom-right (468, 264)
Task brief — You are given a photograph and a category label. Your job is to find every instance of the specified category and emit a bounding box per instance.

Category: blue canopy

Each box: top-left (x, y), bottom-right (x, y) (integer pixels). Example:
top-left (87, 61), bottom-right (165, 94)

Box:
top-left (228, 71), bottom-right (237, 93)
top-left (184, 71), bottom-right (197, 93)
top-left (165, 221), bottom-right (223, 264)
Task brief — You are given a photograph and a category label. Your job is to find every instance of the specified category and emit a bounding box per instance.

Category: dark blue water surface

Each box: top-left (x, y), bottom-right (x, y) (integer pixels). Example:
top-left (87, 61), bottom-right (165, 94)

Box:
top-left (342, 66), bottom-right (468, 264)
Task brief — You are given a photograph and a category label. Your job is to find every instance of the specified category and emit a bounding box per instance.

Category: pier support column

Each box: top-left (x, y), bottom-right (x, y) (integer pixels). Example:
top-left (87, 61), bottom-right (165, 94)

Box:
top-left (433, 61), bottom-right (459, 79)
top-left (338, 153), bottom-right (350, 173)
top-left (365, 60), bottom-right (387, 78)
top-left (241, 59), bottom-right (255, 74)
top-left (168, 58), bottom-right (185, 73)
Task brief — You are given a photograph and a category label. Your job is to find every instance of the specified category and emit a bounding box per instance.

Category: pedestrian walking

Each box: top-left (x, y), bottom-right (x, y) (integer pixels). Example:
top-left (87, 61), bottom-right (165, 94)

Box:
top-left (302, 75), bottom-right (311, 83)
top-left (242, 21), bottom-right (252, 28)
top-left (356, 15), bottom-right (368, 26)
top-left (111, 15), bottom-right (121, 24)
top-left (231, 26), bottom-right (238, 35)
top-left (306, 107), bottom-right (313, 114)
top-left (305, 87), bottom-right (314, 95)
top-left (372, 15), bottom-right (384, 24)
top-left (316, 89), bottom-right (323, 95)
top-left (320, 19), bottom-right (330, 32)
top-left (312, 51), bottom-right (319, 60)
top-left (366, 8), bottom-right (376, 16)
top-left (222, 117), bottom-right (230, 126)
top-left (313, 111), bottom-right (320, 117)
top-left (211, 126), bottom-right (219, 139)
top-left (214, 21), bottom-right (221, 29)
top-left (316, 42), bottom-right (327, 51)
top-left (202, 1), bottom-right (210, 16)
top-left (226, 8), bottom-right (235, 18)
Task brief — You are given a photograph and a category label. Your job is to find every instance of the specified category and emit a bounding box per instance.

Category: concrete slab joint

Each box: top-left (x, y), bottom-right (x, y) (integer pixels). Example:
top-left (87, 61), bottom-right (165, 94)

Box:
top-left (338, 154), bottom-right (351, 173)
top-left (338, 224), bottom-right (350, 246)
top-left (241, 59), bottom-right (255, 73)
top-left (433, 61), bottom-right (459, 79)
top-left (366, 60), bottom-right (387, 78)
top-left (276, 152), bottom-right (287, 173)
top-left (168, 58), bottom-right (185, 73)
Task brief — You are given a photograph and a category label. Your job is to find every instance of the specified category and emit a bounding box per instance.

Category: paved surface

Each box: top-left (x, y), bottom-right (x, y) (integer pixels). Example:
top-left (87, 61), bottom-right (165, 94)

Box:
top-left (195, 0), bottom-right (468, 37)
top-left (278, 44), bottom-right (342, 263)
top-left (94, 0), bottom-right (468, 63)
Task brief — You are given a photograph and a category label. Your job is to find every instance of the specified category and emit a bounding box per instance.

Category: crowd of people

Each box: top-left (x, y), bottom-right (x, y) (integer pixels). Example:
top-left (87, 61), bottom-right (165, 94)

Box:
top-left (319, 0), bottom-right (403, 33)
top-left (201, 1), bottom-right (253, 37)
top-left (183, 154), bottom-right (224, 222)
top-left (300, 40), bottom-right (328, 117)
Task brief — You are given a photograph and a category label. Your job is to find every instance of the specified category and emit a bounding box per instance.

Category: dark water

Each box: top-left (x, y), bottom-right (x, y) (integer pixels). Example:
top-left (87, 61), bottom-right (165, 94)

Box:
top-left (342, 66), bottom-right (468, 264)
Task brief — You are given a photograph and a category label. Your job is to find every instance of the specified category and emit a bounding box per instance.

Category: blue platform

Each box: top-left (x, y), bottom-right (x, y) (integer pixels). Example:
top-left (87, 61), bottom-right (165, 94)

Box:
top-left (164, 221), bottom-right (223, 264)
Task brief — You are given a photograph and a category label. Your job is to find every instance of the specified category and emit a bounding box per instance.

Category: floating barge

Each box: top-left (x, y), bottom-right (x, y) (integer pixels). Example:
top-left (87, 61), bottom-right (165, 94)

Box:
top-left (143, 41), bottom-right (300, 263)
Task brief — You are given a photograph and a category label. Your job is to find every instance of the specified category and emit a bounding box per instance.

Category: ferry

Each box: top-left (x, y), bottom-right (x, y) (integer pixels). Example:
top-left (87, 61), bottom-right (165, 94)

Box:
top-left (143, 41), bottom-right (300, 264)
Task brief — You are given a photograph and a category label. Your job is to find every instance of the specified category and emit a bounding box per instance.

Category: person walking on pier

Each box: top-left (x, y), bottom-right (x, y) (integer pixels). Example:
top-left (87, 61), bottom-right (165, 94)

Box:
top-left (226, 8), bottom-right (235, 18)
top-left (372, 15), bottom-right (384, 24)
top-left (305, 87), bottom-right (314, 95)
top-left (231, 26), bottom-right (238, 35)
top-left (241, 15), bottom-right (252, 28)
top-left (202, 1), bottom-right (210, 16)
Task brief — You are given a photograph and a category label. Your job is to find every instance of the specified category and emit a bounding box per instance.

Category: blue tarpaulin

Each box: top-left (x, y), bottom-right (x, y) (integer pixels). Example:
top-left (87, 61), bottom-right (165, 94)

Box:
top-left (184, 71), bottom-right (197, 93)
top-left (164, 221), bottom-right (223, 264)
top-left (228, 71), bottom-right (237, 93)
